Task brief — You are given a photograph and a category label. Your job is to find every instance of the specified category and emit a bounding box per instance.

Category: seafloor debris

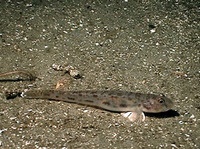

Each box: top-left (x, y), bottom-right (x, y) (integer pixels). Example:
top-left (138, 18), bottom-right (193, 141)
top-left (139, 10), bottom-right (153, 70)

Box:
top-left (0, 70), bottom-right (37, 81)
top-left (149, 24), bottom-right (156, 33)
top-left (55, 78), bottom-right (71, 89)
top-left (5, 90), bottom-right (22, 99)
top-left (172, 71), bottom-right (188, 78)
top-left (51, 64), bottom-right (82, 79)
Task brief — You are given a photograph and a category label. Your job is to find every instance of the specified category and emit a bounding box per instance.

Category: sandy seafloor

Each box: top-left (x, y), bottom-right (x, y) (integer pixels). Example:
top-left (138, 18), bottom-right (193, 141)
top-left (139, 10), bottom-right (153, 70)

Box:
top-left (0, 0), bottom-right (199, 148)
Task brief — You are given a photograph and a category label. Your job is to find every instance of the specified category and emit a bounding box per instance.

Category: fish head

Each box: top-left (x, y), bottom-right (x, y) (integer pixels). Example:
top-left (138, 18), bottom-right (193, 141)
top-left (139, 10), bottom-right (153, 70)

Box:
top-left (142, 94), bottom-right (174, 113)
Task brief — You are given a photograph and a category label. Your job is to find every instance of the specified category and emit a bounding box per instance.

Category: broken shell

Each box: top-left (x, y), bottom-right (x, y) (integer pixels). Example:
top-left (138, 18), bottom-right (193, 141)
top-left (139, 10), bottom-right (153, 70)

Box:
top-left (51, 64), bottom-right (81, 79)
top-left (68, 69), bottom-right (79, 78)
top-left (51, 64), bottom-right (63, 71)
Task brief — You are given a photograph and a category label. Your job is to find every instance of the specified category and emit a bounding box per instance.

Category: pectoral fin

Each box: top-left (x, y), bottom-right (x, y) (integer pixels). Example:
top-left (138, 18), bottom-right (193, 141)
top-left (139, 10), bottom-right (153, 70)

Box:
top-left (121, 111), bottom-right (145, 122)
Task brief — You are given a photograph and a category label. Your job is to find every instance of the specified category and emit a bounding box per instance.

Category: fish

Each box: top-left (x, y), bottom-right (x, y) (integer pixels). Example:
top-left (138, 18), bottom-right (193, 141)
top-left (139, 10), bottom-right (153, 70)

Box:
top-left (21, 89), bottom-right (174, 122)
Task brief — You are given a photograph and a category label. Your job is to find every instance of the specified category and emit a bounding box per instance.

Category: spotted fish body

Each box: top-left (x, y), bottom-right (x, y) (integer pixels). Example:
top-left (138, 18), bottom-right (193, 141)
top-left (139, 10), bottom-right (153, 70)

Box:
top-left (22, 90), bottom-right (174, 122)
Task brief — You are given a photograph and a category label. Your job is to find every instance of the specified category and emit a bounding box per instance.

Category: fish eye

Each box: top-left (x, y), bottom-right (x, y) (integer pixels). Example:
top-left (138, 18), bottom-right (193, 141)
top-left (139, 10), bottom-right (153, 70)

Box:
top-left (158, 99), bottom-right (165, 103)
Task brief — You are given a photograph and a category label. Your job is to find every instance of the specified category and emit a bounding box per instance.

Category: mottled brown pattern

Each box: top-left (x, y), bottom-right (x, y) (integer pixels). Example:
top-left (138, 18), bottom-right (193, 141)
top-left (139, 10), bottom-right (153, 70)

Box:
top-left (143, 103), bottom-right (151, 110)
top-left (119, 103), bottom-right (127, 108)
top-left (44, 93), bottom-right (50, 96)
top-left (111, 96), bottom-right (118, 99)
top-left (93, 94), bottom-right (98, 97)
top-left (102, 101), bottom-right (111, 106)
top-left (127, 97), bottom-right (133, 101)
top-left (50, 90), bottom-right (55, 94)
top-left (85, 100), bottom-right (94, 103)
top-left (135, 93), bottom-right (143, 100)
top-left (68, 97), bottom-right (75, 100)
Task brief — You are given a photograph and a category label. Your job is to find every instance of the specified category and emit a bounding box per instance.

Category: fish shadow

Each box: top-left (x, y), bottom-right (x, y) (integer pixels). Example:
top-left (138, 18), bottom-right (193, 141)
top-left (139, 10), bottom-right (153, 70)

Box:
top-left (145, 110), bottom-right (179, 119)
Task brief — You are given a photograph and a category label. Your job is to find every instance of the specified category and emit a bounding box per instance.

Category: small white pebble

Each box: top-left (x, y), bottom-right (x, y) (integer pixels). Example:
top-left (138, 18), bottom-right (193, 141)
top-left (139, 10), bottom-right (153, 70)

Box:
top-left (190, 114), bottom-right (195, 118)
top-left (115, 123), bottom-right (119, 126)
top-left (52, 125), bottom-right (57, 128)
top-left (185, 134), bottom-right (190, 137)
top-left (112, 133), bottom-right (117, 137)
top-left (171, 144), bottom-right (177, 148)
top-left (81, 133), bottom-right (85, 137)
top-left (26, 3), bottom-right (32, 7)
top-left (28, 109), bottom-right (32, 112)
top-left (83, 110), bottom-right (88, 113)
top-left (63, 31), bottom-right (68, 34)
top-left (0, 129), bottom-right (7, 133)
top-left (150, 28), bottom-right (156, 33)
top-left (179, 121), bottom-right (183, 124)
top-left (10, 117), bottom-right (16, 120)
